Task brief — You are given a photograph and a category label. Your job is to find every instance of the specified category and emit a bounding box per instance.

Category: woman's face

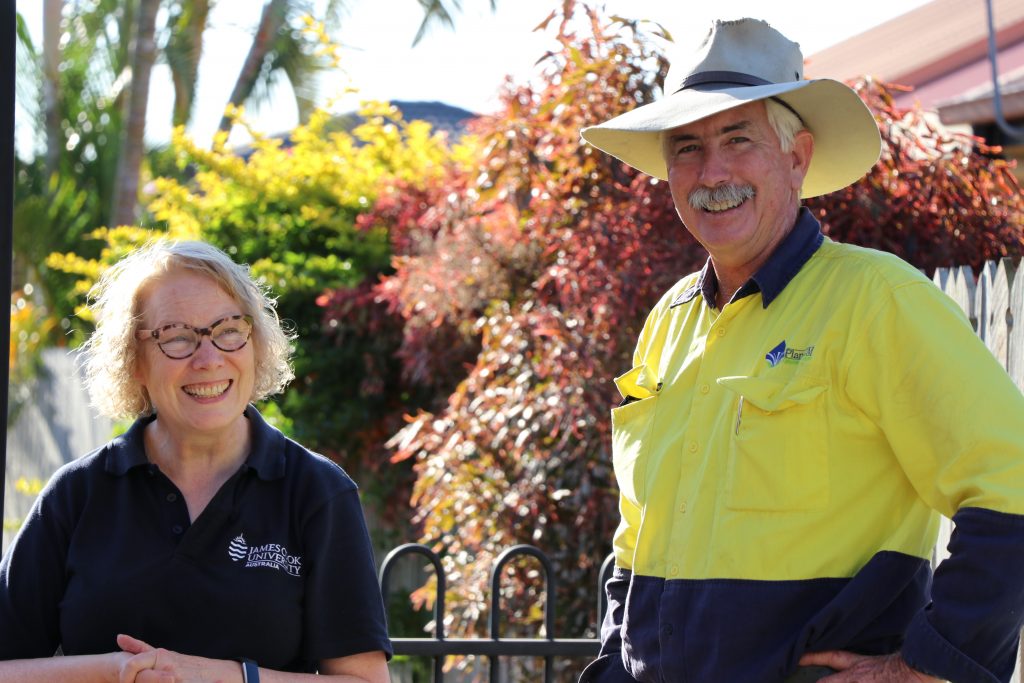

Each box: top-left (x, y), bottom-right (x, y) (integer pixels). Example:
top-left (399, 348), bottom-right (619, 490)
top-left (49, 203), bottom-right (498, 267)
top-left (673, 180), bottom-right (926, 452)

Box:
top-left (134, 269), bottom-right (255, 438)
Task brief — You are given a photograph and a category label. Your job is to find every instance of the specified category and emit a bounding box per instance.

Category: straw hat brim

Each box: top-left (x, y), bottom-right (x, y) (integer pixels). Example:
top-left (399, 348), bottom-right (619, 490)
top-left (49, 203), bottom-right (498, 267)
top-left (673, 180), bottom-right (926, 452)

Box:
top-left (580, 78), bottom-right (881, 199)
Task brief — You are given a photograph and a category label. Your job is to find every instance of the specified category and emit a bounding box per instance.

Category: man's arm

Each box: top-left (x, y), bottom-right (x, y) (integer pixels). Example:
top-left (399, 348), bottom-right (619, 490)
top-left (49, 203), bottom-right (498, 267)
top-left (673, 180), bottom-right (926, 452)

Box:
top-left (843, 277), bottom-right (1024, 683)
top-left (579, 503), bottom-right (641, 683)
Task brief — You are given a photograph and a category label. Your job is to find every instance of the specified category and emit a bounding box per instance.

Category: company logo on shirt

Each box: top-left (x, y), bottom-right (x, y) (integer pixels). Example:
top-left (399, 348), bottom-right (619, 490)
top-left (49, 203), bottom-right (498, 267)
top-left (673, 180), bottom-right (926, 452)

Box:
top-left (765, 340), bottom-right (815, 367)
top-left (228, 534), bottom-right (302, 577)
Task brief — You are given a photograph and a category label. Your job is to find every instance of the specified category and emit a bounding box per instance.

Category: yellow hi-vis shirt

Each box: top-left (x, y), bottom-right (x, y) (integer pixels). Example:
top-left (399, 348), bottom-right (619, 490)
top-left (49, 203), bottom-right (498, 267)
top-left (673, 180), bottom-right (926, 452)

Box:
top-left (595, 214), bottom-right (1024, 683)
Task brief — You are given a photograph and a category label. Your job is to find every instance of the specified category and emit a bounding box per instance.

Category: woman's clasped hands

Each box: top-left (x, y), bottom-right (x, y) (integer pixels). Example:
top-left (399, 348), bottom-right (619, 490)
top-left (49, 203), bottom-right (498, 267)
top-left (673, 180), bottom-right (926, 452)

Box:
top-left (115, 634), bottom-right (238, 683)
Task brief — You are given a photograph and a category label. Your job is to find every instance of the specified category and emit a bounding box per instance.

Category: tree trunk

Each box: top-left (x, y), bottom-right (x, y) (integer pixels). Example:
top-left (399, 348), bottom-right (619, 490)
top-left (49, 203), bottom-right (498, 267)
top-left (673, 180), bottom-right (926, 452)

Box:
top-left (110, 0), bottom-right (159, 228)
top-left (42, 0), bottom-right (62, 179)
top-left (169, 0), bottom-right (212, 127)
top-left (217, 0), bottom-right (288, 133)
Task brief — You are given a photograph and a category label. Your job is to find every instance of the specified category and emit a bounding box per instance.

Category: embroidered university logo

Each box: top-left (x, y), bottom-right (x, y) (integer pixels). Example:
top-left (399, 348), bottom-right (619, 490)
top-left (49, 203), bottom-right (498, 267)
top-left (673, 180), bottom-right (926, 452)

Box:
top-left (766, 340), bottom-right (815, 367)
top-left (228, 534), bottom-right (303, 577)
top-left (228, 534), bottom-right (248, 561)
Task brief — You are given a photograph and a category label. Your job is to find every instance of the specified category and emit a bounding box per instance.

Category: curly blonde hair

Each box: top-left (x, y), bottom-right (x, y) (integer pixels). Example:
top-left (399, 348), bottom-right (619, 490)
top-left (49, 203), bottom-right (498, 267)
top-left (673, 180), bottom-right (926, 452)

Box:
top-left (81, 240), bottom-right (295, 419)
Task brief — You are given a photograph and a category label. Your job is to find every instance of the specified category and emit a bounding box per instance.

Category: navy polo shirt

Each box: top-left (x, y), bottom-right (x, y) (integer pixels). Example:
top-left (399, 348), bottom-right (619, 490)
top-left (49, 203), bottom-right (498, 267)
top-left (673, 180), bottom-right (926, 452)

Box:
top-left (0, 406), bottom-right (392, 672)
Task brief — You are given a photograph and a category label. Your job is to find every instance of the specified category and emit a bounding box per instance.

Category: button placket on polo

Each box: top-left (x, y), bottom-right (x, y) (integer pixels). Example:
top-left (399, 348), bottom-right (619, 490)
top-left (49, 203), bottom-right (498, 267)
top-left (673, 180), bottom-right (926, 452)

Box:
top-left (148, 468), bottom-right (191, 540)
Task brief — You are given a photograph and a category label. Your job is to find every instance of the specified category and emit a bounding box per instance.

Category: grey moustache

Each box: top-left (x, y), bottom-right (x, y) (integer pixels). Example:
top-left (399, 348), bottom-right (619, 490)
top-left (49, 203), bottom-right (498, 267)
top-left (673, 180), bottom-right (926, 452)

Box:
top-left (689, 184), bottom-right (755, 211)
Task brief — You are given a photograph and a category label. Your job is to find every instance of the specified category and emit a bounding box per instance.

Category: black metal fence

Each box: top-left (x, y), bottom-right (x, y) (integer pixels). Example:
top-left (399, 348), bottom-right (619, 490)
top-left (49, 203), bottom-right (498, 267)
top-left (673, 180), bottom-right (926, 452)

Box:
top-left (379, 544), bottom-right (615, 682)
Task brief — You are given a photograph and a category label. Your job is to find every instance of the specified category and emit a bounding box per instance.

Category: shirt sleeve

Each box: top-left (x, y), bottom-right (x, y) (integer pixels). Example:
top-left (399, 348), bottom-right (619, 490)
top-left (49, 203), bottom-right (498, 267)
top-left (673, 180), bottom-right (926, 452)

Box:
top-left (844, 278), bottom-right (1024, 683)
top-left (586, 308), bottom-right (662, 679)
top-left (299, 488), bottom-right (393, 664)
top-left (577, 566), bottom-right (636, 682)
top-left (0, 471), bottom-right (76, 659)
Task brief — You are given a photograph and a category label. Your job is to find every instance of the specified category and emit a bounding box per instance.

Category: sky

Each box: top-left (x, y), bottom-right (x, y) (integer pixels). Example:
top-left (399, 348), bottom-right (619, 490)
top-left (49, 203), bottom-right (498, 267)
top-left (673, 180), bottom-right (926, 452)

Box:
top-left (16, 0), bottom-right (935, 151)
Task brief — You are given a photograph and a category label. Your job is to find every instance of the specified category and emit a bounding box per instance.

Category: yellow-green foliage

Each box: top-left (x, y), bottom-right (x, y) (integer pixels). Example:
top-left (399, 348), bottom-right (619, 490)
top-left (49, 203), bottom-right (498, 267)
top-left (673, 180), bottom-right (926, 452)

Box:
top-left (3, 478), bottom-right (47, 533)
top-left (10, 290), bottom-right (55, 375)
top-left (48, 101), bottom-right (456, 301)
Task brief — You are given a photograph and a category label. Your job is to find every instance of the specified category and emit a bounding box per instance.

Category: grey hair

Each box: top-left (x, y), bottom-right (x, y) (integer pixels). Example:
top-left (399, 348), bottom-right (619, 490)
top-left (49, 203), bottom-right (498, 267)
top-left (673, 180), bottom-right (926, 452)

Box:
top-left (660, 99), bottom-right (806, 158)
top-left (81, 240), bottom-right (295, 419)
top-left (764, 98), bottom-right (804, 152)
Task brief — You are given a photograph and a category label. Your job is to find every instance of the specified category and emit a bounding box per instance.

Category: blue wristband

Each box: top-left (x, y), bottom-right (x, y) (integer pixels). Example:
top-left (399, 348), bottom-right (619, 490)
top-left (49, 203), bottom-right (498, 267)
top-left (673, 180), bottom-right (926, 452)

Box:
top-left (239, 658), bottom-right (259, 683)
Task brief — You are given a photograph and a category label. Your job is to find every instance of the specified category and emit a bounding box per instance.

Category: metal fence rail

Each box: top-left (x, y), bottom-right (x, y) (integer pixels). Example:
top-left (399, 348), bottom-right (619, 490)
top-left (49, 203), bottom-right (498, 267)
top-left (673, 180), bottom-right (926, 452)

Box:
top-left (379, 543), bottom-right (614, 682)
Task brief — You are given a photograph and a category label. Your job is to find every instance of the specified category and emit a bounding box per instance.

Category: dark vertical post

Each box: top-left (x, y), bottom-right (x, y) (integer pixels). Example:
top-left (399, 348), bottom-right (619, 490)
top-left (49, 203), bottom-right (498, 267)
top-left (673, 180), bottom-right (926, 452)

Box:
top-left (0, 0), bottom-right (16, 547)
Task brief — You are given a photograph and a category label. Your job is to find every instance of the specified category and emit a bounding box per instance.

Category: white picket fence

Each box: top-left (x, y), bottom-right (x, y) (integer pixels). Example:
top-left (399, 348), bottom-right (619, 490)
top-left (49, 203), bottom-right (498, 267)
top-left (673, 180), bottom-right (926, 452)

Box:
top-left (931, 257), bottom-right (1023, 683)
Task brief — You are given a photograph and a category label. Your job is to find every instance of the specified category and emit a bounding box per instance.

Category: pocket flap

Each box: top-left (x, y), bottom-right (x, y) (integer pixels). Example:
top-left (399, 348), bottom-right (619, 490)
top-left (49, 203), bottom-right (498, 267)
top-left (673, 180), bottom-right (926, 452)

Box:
top-left (614, 364), bottom-right (660, 401)
top-left (717, 374), bottom-right (827, 412)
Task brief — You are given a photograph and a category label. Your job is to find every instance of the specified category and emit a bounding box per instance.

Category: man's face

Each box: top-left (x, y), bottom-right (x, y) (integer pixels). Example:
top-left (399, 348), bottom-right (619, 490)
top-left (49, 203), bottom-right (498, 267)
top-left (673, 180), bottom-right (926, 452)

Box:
top-left (662, 100), bottom-right (813, 274)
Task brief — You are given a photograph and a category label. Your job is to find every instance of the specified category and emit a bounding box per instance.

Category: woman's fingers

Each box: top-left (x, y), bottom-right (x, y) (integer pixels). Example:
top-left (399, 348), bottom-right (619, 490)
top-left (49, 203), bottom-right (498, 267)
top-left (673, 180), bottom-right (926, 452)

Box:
top-left (118, 650), bottom-right (161, 683)
top-left (117, 633), bottom-right (155, 655)
top-left (799, 650), bottom-right (867, 670)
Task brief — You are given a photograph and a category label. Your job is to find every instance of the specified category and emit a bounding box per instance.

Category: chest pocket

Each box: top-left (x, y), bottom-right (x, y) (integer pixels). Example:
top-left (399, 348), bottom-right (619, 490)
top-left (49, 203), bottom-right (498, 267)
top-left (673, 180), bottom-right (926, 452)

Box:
top-left (717, 373), bottom-right (830, 512)
top-left (610, 364), bottom-right (661, 506)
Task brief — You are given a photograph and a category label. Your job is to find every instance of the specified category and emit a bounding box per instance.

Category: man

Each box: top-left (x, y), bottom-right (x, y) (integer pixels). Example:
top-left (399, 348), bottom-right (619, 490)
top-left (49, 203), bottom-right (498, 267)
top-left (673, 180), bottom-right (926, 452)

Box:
top-left (578, 18), bottom-right (1024, 683)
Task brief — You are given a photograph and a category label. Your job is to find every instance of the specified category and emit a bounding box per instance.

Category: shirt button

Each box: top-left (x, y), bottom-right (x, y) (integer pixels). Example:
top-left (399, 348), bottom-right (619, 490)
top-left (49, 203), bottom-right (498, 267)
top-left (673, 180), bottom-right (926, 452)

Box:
top-left (688, 441), bottom-right (698, 453)
top-left (717, 327), bottom-right (726, 337)
top-left (699, 383), bottom-right (710, 395)
top-left (662, 623), bottom-right (674, 636)
top-left (679, 501), bottom-right (687, 513)
top-left (669, 565), bottom-right (679, 576)
top-left (166, 493), bottom-right (178, 502)
top-left (171, 525), bottom-right (184, 535)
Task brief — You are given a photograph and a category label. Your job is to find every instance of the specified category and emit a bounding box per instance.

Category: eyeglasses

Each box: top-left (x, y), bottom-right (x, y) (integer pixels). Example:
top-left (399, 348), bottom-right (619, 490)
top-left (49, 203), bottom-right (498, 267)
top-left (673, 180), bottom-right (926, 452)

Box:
top-left (136, 314), bottom-right (254, 360)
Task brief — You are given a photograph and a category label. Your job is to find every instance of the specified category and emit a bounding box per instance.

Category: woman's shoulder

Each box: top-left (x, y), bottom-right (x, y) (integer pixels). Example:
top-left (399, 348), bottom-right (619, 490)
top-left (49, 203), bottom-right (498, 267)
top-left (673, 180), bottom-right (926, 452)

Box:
top-left (246, 406), bottom-right (359, 499)
top-left (26, 433), bottom-right (135, 520)
top-left (281, 438), bottom-right (359, 494)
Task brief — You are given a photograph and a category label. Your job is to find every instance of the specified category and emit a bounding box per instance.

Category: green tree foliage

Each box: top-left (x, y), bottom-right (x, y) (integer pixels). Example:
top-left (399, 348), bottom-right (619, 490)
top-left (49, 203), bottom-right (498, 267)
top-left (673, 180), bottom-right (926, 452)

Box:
top-left (14, 0), bottom-right (132, 345)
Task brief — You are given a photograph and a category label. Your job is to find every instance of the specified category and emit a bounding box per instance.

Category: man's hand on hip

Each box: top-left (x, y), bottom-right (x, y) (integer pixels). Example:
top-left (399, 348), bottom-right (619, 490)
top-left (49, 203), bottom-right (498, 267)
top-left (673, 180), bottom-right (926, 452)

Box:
top-left (799, 651), bottom-right (944, 682)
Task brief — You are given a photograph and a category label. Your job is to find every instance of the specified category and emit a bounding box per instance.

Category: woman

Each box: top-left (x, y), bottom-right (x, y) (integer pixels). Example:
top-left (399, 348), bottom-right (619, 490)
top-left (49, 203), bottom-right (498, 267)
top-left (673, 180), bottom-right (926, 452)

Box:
top-left (0, 241), bottom-right (391, 682)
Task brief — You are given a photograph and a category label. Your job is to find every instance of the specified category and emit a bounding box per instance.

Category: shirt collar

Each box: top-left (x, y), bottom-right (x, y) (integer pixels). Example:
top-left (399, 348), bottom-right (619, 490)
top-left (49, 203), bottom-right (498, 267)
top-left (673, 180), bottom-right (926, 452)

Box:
top-left (670, 207), bottom-right (823, 309)
top-left (105, 405), bottom-right (287, 481)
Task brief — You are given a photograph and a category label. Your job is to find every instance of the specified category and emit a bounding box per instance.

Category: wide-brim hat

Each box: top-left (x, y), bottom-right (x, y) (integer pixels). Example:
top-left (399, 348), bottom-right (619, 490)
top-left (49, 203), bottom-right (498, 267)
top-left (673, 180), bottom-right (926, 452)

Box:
top-left (580, 18), bottom-right (882, 198)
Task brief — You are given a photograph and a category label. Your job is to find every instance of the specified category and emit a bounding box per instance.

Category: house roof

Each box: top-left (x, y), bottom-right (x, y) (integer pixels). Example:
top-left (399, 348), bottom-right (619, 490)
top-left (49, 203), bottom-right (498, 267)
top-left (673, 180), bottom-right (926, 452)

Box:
top-left (805, 0), bottom-right (1024, 115)
top-left (936, 64), bottom-right (1024, 124)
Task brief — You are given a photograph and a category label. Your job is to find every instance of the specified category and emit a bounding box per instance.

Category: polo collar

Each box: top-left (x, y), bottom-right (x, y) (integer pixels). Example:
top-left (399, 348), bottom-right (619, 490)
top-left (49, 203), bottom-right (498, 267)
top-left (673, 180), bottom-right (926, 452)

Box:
top-left (105, 405), bottom-right (287, 481)
top-left (670, 207), bottom-right (823, 309)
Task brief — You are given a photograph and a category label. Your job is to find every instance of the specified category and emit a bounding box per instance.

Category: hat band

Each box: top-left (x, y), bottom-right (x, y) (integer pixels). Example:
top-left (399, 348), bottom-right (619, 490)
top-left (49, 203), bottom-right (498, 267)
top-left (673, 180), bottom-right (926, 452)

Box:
top-left (674, 70), bottom-right (805, 124)
top-left (674, 70), bottom-right (773, 93)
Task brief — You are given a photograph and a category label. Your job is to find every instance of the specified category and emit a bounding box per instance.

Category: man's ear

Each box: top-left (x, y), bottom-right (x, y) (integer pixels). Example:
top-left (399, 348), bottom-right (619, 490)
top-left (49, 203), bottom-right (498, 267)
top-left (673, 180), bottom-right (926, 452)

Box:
top-left (791, 129), bottom-right (815, 191)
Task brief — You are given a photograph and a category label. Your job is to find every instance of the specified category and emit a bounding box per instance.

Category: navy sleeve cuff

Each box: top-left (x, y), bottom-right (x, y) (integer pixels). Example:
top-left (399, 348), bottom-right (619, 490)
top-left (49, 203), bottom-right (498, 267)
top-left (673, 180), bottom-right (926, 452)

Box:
top-left (900, 507), bottom-right (1024, 683)
top-left (902, 610), bottom-right (1001, 683)
top-left (579, 653), bottom-right (636, 682)
top-left (597, 567), bottom-right (631, 658)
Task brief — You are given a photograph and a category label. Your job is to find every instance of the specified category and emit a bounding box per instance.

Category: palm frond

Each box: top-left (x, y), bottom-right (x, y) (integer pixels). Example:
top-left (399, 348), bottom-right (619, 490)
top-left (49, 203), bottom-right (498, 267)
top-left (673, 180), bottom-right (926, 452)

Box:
top-left (411, 0), bottom-right (460, 46)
